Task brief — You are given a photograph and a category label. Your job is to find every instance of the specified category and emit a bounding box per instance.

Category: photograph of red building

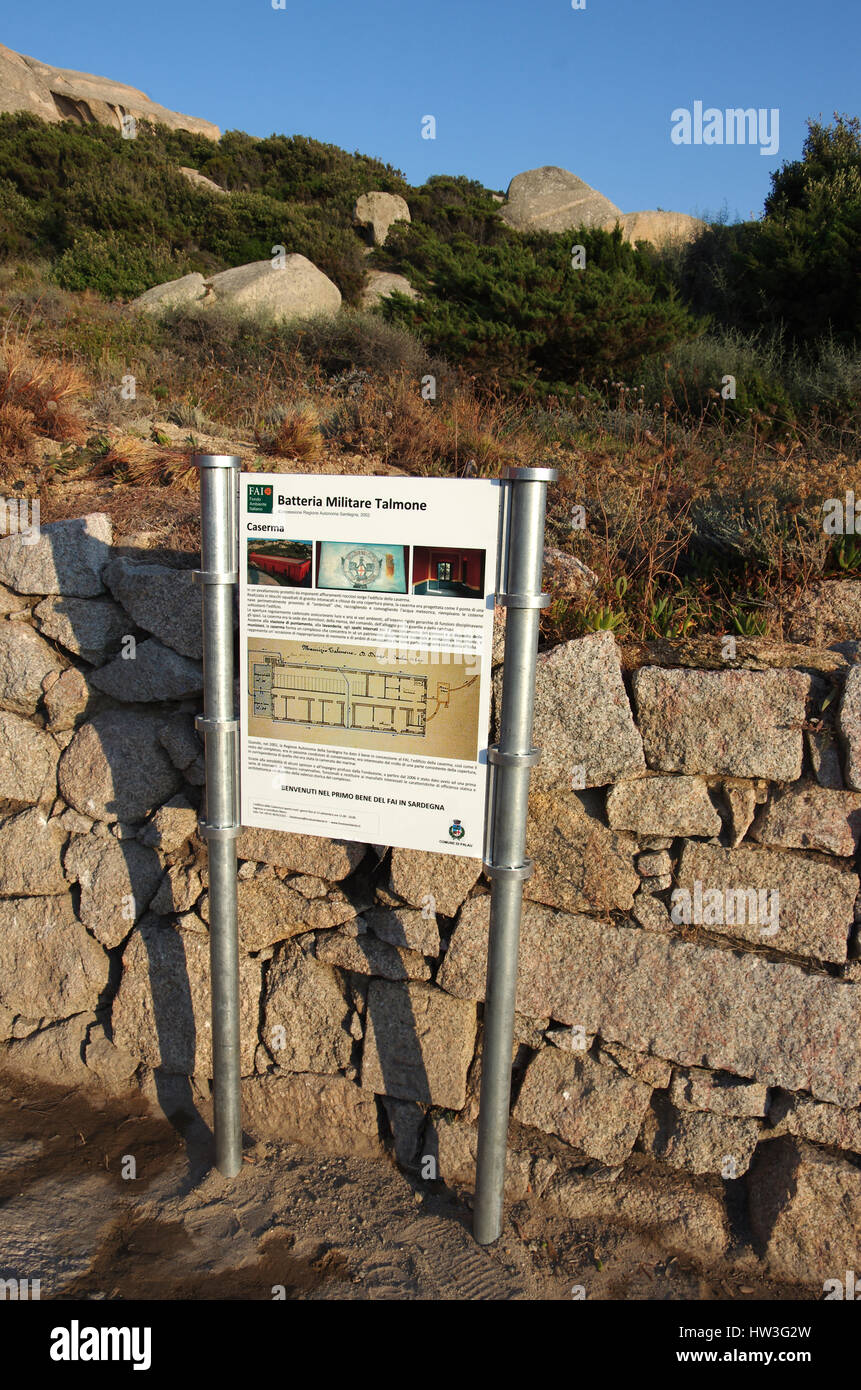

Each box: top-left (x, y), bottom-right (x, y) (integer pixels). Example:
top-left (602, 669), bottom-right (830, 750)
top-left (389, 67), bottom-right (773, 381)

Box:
top-left (411, 546), bottom-right (486, 600)
top-left (247, 539), bottom-right (313, 588)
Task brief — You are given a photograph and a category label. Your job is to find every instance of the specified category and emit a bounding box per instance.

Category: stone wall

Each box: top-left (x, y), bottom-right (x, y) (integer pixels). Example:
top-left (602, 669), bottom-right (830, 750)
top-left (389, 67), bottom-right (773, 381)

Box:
top-left (1, 511), bottom-right (860, 1285)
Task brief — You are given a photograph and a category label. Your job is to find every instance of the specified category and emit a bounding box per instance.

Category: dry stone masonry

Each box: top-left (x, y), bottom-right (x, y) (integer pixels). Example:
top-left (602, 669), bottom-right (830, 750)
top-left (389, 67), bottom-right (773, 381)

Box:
top-left (1, 512), bottom-right (861, 1285)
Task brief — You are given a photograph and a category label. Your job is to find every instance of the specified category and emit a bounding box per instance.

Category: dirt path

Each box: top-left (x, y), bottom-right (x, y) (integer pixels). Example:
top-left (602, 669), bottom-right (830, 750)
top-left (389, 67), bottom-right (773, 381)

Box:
top-left (0, 1074), bottom-right (813, 1301)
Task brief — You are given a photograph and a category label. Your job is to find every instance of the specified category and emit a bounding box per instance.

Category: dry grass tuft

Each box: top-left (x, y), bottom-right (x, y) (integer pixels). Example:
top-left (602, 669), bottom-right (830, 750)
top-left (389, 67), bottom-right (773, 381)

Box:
top-left (102, 439), bottom-right (199, 493)
top-left (0, 323), bottom-right (90, 455)
top-left (0, 401), bottom-right (38, 467)
top-left (324, 371), bottom-right (535, 476)
top-left (102, 434), bottom-right (158, 473)
top-left (160, 455), bottom-right (200, 492)
top-left (254, 402), bottom-right (325, 462)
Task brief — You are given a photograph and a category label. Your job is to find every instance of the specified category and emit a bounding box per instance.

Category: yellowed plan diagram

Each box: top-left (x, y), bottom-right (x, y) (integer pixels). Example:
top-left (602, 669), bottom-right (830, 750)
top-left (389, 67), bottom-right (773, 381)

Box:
top-left (252, 648), bottom-right (427, 736)
top-left (247, 639), bottom-right (481, 761)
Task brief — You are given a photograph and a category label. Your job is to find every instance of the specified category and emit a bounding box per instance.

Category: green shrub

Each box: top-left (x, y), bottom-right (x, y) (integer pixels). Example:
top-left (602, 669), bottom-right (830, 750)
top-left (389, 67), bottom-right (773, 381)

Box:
top-left (380, 222), bottom-right (700, 392)
top-left (187, 130), bottom-right (408, 214)
top-left (636, 326), bottom-right (861, 436)
top-left (0, 114), bottom-right (377, 301)
top-left (783, 333), bottom-right (861, 416)
top-left (53, 229), bottom-right (188, 297)
top-left (399, 174), bottom-right (507, 244)
top-left (637, 329), bottom-right (793, 420)
top-left (266, 307), bottom-right (448, 378)
top-left (201, 193), bottom-right (367, 303)
top-left (157, 302), bottom-right (445, 395)
top-left (675, 115), bottom-right (861, 348)
top-left (0, 177), bottom-right (42, 259)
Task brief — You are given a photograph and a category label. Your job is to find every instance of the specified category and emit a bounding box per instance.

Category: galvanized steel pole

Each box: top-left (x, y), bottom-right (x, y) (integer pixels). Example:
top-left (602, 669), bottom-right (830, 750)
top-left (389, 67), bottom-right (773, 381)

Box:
top-left (194, 455), bottom-right (242, 1177)
top-left (474, 464), bottom-right (556, 1245)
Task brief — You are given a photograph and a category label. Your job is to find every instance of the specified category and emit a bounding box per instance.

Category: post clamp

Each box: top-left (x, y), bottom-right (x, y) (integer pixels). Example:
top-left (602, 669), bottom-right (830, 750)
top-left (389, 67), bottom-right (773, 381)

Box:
top-left (487, 745), bottom-right (540, 768)
top-left (195, 715), bottom-right (239, 735)
top-left (198, 819), bottom-right (241, 842)
top-left (495, 591), bottom-right (551, 609)
top-left (196, 455), bottom-right (240, 470)
top-left (192, 568), bottom-right (239, 585)
top-left (501, 465), bottom-right (559, 482)
top-left (482, 859), bottom-right (534, 882)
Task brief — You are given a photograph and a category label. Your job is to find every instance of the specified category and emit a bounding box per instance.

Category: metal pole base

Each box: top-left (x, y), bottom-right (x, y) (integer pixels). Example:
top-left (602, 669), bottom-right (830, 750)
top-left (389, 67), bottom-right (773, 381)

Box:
top-left (196, 454), bottom-right (243, 1179)
top-left (473, 465), bottom-right (555, 1244)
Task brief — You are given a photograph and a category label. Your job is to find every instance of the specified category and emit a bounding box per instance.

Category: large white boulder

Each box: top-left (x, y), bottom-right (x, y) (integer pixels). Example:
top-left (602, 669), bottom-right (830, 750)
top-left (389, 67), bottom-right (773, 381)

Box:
top-left (0, 41), bottom-right (219, 138)
top-left (178, 166), bottom-right (226, 195)
top-left (205, 256), bottom-right (341, 322)
top-left (601, 210), bottom-right (705, 247)
top-left (130, 272), bottom-right (208, 314)
top-left (361, 270), bottom-right (419, 309)
top-left (130, 255), bottom-right (342, 323)
top-left (497, 166), bottom-right (622, 232)
top-left (354, 192), bottom-right (411, 246)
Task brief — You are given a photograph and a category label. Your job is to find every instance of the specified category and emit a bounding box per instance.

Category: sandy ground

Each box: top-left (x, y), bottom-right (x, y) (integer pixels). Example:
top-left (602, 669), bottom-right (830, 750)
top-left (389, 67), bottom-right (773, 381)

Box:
top-left (0, 1072), bottom-right (815, 1302)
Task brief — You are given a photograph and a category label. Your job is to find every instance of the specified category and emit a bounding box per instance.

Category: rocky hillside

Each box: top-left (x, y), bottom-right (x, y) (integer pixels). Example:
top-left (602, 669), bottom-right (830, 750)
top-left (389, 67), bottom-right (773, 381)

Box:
top-left (0, 42), bottom-right (219, 137)
top-left (0, 45), bottom-right (699, 251)
top-left (0, 69), bottom-right (855, 651)
top-left (0, 51), bottom-right (856, 410)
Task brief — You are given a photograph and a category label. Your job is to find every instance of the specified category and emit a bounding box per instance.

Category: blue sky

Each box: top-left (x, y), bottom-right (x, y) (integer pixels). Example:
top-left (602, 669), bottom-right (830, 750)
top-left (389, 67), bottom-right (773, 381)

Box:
top-left (5, 0), bottom-right (858, 221)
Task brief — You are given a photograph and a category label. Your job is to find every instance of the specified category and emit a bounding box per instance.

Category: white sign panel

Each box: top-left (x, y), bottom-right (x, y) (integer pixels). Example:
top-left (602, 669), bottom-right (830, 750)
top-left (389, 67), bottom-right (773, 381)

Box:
top-left (239, 473), bottom-right (502, 856)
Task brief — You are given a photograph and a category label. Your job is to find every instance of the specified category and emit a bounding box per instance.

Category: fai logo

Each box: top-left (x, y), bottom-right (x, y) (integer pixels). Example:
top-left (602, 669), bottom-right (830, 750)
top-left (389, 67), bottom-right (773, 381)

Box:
top-left (449, 819), bottom-right (465, 840)
top-left (247, 483), bottom-right (273, 514)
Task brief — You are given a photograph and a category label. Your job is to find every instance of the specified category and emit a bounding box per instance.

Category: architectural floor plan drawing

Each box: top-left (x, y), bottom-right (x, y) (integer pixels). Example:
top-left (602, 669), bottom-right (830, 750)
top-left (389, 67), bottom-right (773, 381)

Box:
top-left (246, 638), bottom-right (483, 760)
top-left (250, 647), bottom-right (428, 736)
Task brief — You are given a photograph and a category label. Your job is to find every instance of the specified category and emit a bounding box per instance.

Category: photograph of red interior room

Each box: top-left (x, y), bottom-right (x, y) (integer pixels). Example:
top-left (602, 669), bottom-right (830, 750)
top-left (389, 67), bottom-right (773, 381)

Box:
top-left (247, 539), bottom-right (313, 587)
top-left (411, 546), bottom-right (486, 600)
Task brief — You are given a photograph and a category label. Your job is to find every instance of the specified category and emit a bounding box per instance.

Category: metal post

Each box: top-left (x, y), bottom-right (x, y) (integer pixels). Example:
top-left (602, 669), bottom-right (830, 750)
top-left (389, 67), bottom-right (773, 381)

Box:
top-left (474, 465), bottom-right (556, 1245)
top-left (193, 455), bottom-right (242, 1177)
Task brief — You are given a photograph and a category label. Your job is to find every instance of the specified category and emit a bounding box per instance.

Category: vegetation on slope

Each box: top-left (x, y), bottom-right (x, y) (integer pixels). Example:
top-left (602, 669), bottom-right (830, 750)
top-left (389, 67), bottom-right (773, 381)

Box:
top-left (0, 112), bottom-right (858, 645)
